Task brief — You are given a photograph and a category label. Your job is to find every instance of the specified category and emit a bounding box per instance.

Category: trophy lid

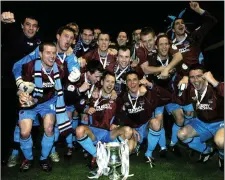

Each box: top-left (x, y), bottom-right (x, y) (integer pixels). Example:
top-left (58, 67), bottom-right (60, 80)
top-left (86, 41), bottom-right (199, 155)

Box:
top-left (105, 142), bottom-right (120, 147)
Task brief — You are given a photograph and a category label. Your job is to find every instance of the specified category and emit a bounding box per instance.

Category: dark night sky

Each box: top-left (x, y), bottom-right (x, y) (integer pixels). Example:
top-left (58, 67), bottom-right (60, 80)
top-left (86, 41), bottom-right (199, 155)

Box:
top-left (2, 1), bottom-right (224, 42)
top-left (1, 1), bottom-right (224, 79)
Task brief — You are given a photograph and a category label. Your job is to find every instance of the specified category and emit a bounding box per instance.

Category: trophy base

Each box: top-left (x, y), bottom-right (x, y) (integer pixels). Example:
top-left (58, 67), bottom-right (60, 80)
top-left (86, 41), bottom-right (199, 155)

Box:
top-left (109, 166), bottom-right (121, 180)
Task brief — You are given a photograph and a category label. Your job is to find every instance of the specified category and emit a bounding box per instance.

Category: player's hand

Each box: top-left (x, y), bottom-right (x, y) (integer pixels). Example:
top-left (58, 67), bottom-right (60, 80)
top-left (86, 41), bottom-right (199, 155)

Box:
top-left (169, 67), bottom-right (176, 74)
top-left (190, 1), bottom-right (200, 11)
top-left (66, 46), bottom-right (73, 56)
top-left (189, 1), bottom-right (204, 14)
top-left (87, 107), bottom-right (96, 115)
top-left (130, 58), bottom-right (139, 68)
top-left (68, 67), bottom-right (81, 83)
top-left (110, 124), bottom-right (119, 131)
top-left (19, 92), bottom-right (30, 105)
top-left (158, 67), bottom-right (170, 79)
top-left (139, 85), bottom-right (147, 96)
top-left (203, 71), bottom-right (219, 87)
top-left (78, 57), bottom-right (87, 68)
top-left (92, 88), bottom-right (99, 99)
top-left (139, 78), bottom-right (152, 87)
top-left (79, 82), bottom-right (90, 93)
top-left (108, 48), bottom-right (117, 56)
top-left (16, 79), bottom-right (35, 93)
top-left (1, 11), bottom-right (15, 23)
top-left (178, 76), bottom-right (189, 89)
top-left (110, 90), bottom-right (118, 100)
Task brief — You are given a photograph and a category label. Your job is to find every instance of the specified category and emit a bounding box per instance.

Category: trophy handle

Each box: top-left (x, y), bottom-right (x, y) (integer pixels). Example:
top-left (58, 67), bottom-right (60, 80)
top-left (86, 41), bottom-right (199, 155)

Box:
top-left (106, 146), bottom-right (111, 166)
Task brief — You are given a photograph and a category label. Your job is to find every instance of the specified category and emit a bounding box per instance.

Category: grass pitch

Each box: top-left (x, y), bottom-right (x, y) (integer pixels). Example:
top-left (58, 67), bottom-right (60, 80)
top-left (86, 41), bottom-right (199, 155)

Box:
top-left (1, 142), bottom-right (224, 180)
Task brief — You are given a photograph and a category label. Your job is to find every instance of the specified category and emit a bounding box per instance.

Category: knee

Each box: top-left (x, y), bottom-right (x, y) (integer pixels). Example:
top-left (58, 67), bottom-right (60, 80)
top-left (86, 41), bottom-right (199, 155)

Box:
top-left (76, 126), bottom-right (85, 138)
top-left (177, 128), bottom-right (188, 141)
top-left (214, 130), bottom-right (224, 149)
top-left (44, 124), bottom-right (54, 136)
top-left (150, 118), bottom-right (161, 131)
top-left (20, 130), bottom-right (31, 139)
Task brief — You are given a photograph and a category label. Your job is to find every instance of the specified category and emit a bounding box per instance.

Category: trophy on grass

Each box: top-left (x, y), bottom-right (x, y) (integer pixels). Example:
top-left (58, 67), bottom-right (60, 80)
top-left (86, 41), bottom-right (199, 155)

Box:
top-left (88, 140), bottom-right (134, 180)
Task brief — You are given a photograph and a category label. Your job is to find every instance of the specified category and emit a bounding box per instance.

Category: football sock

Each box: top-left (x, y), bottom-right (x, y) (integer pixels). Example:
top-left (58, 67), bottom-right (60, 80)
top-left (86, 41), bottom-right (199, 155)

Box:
top-left (77, 135), bottom-right (96, 157)
top-left (40, 133), bottom-right (54, 160)
top-left (20, 135), bottom-right (33, 160)
top-left (158, 128), bottom-right (167, 150)
top-left (145, 128), bottom-right (162, 157)
top-left (66, 133), bottom-right (73, 148)
top-left (170, 123), bottom-right (182, 146)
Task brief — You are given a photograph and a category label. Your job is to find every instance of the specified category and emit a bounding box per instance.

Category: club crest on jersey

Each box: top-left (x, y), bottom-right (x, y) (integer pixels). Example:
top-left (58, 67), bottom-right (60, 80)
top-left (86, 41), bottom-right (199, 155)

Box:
top-left (59, 64), bottom-right (64, 70)
top-left (171, 44), bottom-right (178, 50)
top-left (182, 63), bottom-right (188, 70)
top-left (139, 100), bottom-right (145, 106)
top-left (192, 96), bottom-right (197, 101)
top-left (208, 99), bottom-right (213, 104)
top-left (80, 99), bottom-right (85, 105)
top-left (67, 85), bottom-right (75, 92)
top-left (125, 102), bottom-right (130, 107)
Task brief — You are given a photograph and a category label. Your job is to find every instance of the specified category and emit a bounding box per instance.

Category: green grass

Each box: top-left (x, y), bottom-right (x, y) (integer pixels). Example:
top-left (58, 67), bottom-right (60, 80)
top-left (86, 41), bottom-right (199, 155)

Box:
top-left (1, 143), bottom-right (224, 180)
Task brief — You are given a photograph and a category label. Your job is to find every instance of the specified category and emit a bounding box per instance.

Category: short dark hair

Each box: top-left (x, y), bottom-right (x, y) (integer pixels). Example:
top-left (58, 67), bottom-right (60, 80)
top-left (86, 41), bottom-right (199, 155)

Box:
top-left (172, 18), bottom-right (184, 29)
top-left (155, 34), bottom-right (171, 46)
top-left (125, 70), bottom-right (140, 81)
top-left (22, 15), bottom-right (39, 26)
top-left (81, 27), bottom-right (94, 34)
top-left (140, 27), bottom-right (155, 37)
top-left (97, 32), bottom-right (111, 41)
top-left (39, 42), bottom-right (56, 52)
top-left (189, 64), bottom-right (206, 74)
top-left (86, 60), bottom-right (104, 74)
top-left (118, 45), bottom-right (131, 53)
top-left (102, 70), bottom-right (115, 81)
top-left (57, 26), bottom-right (75, 36)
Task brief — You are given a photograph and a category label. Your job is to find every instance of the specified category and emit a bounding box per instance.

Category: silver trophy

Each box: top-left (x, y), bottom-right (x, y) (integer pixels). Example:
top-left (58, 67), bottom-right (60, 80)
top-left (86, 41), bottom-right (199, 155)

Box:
top-left (88, 140), bottom-right (133, 180)
top-left (106, 142), bottom-right (122, 180)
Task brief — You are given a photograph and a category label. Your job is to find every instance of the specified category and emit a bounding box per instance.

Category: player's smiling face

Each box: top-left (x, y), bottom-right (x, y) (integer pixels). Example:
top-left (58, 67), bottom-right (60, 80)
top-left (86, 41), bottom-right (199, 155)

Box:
top-left (141, 33), bottom-right (155, 52)
top-left (40, 45), bottom-right (57, 68)
top-left (126, 74), bottom-right (139, 94)
top-left (81, 29), bottom-right (94, 45)
top-left (157, 37), bottom-right (170, 58)
top-left (117, 49), bottom-right (131, 69)
top-left (189, 69), bottom-right (206, 91)
top-left (22, 18), bottom-right (39, 38)
top-left (102, 74), bottom-right (115, 94)
top-left (173, 19), bottom-right (186, 36)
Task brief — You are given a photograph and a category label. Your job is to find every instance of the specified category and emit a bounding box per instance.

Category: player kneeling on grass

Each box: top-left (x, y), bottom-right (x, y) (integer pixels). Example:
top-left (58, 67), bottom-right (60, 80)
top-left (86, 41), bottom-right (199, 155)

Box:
top-left (114, 71), bottom-right (176, 168)
top-left (177, 64), bottom-right (224, 165)
top-left (76, 71), bottom-right (133, 170)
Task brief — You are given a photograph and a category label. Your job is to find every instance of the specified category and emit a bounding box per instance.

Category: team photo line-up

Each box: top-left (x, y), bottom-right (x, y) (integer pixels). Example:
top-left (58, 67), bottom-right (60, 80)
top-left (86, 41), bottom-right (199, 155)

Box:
top-left (1, 1), bottom-right (224, 174)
